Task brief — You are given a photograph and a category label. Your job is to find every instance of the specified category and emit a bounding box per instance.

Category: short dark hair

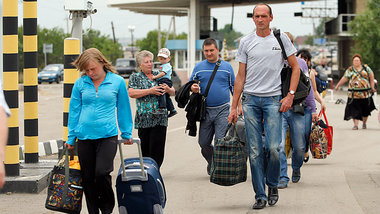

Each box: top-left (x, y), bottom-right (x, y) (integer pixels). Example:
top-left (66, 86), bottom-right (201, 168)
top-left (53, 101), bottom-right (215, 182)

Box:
top-left (203, 38), bottom-right (218, 49)
top-left (296, 49), bottom-right (312, 62)
top-left (253, 3), bottom-right (272, 16)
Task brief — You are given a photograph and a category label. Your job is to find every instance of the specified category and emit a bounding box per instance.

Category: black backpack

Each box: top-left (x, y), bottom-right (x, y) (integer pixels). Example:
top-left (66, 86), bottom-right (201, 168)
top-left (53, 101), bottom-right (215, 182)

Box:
top-left (273, 29), bottom-right (311, 106)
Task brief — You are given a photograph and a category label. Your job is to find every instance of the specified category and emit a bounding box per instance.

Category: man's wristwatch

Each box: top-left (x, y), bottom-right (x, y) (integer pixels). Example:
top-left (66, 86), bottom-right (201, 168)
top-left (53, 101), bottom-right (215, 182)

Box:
top-left (288, 90), bottom-right (295, 96)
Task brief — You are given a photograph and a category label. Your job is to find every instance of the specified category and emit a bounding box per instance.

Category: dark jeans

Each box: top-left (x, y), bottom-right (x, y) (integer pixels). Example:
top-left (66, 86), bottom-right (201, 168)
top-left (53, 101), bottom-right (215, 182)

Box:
top-left (158, 78), bottom-right (175, 111)
top-left (77, 136), bottom-right (118, 214)
top-left (138, 126), bottom-right (167, 167)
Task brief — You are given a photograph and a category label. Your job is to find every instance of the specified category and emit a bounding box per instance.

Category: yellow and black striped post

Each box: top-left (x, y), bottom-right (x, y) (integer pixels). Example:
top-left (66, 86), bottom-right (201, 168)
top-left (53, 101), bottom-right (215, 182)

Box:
top-left (63, 38), bottom-right (80, 143)
top-left (3, 0), bottom-right (20, 176)
top-left (23, 0), bottom-right (38, 163)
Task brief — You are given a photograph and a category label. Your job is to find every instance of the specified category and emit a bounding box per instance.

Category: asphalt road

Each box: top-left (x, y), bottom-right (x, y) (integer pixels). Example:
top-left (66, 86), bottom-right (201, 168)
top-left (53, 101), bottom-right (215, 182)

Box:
top-left (1, 74), bottom-right (380, 213)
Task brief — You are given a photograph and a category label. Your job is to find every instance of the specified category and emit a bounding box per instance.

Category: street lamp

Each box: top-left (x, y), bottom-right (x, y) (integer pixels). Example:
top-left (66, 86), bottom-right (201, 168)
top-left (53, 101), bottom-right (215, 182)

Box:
top-left (128, 25), bottom-right (135, 58)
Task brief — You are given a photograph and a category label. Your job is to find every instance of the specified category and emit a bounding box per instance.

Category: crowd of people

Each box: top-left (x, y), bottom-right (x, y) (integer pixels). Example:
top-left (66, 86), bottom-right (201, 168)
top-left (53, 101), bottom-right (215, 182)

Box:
top-left (0, 2), bottom-right (378, 214)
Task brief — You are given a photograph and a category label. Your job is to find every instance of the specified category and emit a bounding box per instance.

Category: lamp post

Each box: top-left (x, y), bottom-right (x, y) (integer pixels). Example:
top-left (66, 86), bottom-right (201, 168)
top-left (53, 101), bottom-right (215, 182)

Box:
top-left (128, 25), bottom-right (135, 58)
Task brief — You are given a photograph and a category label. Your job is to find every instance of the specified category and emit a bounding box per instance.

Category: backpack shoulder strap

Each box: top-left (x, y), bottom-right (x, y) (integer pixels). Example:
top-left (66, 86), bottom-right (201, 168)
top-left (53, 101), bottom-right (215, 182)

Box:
top-left (273, 29), bottom-right (288, 60)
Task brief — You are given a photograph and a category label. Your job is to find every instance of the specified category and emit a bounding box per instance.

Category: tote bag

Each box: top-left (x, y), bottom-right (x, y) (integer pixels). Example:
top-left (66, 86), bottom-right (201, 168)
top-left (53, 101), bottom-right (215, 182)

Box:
top-left (210, 124), bottom-right (248, 186)
top-left (45, 149), bottom-right (83, 214)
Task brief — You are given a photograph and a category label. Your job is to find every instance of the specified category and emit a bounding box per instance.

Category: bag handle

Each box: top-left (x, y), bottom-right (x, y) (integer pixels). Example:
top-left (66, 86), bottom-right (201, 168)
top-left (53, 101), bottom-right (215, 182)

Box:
top-left (318, 110), bottom-right (329, 126)
top-left (224, 122), bottom-right (241, 140)
top-left (273, 29), bottom-right (288, 60)
top-left (61, 148), bottom-right (69, 205)
top-left (203, 58), bottom-right (221, 98)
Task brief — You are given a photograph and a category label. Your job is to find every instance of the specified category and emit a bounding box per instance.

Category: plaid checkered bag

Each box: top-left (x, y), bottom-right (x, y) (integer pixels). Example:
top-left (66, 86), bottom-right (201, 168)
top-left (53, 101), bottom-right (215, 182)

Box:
top-left (210, 124), bottom-right (248, 186)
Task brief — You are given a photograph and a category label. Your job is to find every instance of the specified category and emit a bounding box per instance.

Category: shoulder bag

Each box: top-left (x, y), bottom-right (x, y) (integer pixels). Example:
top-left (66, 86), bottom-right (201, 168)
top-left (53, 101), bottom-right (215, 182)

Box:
top-left (273, 29), bottom-right (310, 105)
top-left (198, 58), bottom-right (221, 121)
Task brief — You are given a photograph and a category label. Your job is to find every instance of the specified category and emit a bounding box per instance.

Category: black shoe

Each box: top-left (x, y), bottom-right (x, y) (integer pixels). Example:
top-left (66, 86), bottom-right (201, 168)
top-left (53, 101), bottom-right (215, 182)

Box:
top-left (252, 199), bottom-right (267, 209)
top-left (168, 110), bottom-right (178, 118)
top-left (268, 187), bottom-right (279, 206)
top-left (207, 163), bottom-right (211, 175)
top-left (292, 169), bottom-right (301, 183)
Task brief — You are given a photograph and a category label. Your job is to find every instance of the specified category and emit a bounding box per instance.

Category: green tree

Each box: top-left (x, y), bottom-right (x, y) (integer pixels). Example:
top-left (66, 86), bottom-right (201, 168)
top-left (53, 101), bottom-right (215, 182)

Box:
top-left (218, 24), bottom-right (243, 49)
top-left (349, 0), bottom-right (380, 81)
top-left (82, 29), bottom-right (123, 64)
top-left (135, 30), bottom-right (187, 60)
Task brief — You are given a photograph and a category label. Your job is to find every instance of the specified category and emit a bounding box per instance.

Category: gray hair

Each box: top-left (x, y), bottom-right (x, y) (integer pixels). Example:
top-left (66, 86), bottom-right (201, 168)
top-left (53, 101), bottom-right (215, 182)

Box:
top-left (135, 50), bottom-right (154, 66)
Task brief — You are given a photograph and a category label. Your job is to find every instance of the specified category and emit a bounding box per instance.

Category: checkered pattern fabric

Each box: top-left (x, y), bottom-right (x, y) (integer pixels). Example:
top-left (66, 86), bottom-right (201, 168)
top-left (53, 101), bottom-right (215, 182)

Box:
top-left (210, 135), bottom-right (248, 186)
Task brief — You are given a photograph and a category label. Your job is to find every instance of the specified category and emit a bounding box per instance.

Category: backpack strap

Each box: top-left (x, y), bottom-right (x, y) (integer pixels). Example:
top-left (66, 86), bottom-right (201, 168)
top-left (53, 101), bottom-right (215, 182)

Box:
top-left (273, 29), bottom-right (288, 60)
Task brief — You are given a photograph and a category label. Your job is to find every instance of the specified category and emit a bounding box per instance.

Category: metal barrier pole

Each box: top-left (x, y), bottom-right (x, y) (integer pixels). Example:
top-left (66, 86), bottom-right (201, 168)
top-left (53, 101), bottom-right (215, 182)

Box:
top-left (23, 0), bottom-right (38, 163)
top-left (3, 0), bottom-right (20, 176)
top-left (63, 38), bottom-right (80, 143)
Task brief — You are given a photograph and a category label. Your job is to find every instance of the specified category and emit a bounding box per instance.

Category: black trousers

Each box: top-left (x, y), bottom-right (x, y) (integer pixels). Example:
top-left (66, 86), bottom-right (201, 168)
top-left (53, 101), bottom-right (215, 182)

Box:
top-left (138, 126), bottom-right (167, 167)
top-left (77, 136), bottom-right (118, 214)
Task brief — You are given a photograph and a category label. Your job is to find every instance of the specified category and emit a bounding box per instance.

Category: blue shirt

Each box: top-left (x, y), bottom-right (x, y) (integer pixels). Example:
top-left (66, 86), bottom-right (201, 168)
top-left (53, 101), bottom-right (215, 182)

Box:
top-left (158, 63), bottom-right (172, 80)
top-left (67, 72), bottom-right (133, 145)
top-left (190, 59), bottom-right (235, 107)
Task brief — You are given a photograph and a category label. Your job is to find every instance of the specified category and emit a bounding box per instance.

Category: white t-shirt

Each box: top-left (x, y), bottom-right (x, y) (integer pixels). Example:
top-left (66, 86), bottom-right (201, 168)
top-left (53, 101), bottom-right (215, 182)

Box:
top-left (236, 31), bottom-right (297, 97)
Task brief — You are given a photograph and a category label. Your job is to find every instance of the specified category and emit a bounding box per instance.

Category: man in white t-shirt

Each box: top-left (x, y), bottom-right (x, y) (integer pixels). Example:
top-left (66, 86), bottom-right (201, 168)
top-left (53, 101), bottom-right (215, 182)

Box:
top-left (0, 84), bottom-right (11, 189)
top-left (228, 3), bottom-right (300, 210)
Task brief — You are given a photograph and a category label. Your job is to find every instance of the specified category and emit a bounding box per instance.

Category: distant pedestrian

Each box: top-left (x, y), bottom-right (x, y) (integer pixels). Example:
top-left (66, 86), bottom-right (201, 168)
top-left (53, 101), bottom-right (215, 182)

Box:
top-left (0, 84), bottom-right (10, 189)
top-left (189, 38), bottom-right (239, 175)
top-left (228, 3), bottom-right (300, 209)
top-left (152, 48), bottom-right (177, 117)
top-left (296, 48), bottom-right (327, 162)
top-left (65, 48), bottom-right (133, 214)
top-left (335, 54), bottom-right (376, 130)
top-left (128, 50), bottom-right (176, 167)
top-left (277, 32), bottom-right (317, 189)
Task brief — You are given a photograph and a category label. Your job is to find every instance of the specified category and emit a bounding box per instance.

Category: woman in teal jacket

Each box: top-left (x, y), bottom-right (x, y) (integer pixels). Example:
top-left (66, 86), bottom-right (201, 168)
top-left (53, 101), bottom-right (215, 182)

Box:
top-left (65, 48), bottom-right (133, 214)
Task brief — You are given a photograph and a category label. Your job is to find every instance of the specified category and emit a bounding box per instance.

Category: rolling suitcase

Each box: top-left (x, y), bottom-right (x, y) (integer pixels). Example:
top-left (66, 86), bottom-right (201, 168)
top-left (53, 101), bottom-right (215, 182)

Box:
top-left (116, 138), bottom-right (166, 214)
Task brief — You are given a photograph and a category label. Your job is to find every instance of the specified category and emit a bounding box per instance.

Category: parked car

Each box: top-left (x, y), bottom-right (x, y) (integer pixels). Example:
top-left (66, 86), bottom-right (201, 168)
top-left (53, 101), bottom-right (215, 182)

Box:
top-left (153, 62), bottom-right (182, 91)
top-left (38, 64), bottom-right (64, 84)
top-left (115, 58), bottom-right (137, 78)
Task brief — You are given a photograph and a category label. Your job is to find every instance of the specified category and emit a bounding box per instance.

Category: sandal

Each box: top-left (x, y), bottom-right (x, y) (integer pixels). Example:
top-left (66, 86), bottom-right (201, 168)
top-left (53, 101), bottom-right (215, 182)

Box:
top-left (362, 124), bottom-right (367, 129)
top-left (352, 126), bottom-right (358, 130)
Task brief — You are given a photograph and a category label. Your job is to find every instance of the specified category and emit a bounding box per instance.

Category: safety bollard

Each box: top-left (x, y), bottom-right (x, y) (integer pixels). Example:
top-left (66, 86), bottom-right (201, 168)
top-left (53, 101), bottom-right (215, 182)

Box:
top-left (23, 0), bottom-right (38, 163)
top-left (63, 38), bottom-right (80, 143)
top-left (3, 0), bottom-right (20, 176)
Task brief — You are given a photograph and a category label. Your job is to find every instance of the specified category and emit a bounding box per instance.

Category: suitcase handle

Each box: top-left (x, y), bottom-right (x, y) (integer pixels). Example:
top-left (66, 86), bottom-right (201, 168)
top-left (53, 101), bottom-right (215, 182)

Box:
top-left (157, 178), bottom-right (166, 205)
top-left (118, 138), bottom-right (147, 181)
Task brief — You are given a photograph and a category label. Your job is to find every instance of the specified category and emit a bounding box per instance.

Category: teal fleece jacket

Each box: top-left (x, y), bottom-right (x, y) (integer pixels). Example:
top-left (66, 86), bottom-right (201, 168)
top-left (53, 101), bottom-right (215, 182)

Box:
top-left (67, 72), bottom-right (133, 145)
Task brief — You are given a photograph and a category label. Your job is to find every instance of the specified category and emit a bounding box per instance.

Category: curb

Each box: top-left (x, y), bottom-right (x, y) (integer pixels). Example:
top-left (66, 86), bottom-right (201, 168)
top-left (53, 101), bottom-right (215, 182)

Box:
top-left (19, 139), bottom-right (63, 160)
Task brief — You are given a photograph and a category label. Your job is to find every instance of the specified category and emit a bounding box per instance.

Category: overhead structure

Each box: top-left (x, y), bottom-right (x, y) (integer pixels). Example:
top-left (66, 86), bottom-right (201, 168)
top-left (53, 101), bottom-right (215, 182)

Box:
top-left (107, 0), bottom-right (308, 76)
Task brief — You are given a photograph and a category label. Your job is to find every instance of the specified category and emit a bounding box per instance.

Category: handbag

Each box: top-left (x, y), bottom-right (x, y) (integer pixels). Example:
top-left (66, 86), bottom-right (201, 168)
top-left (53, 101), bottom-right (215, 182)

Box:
top-left (318, 110), bottom-right (333, 155)
top-left (45, 148), bottom-right (83, 214)
top-left (210, 123), bottom-right (248, 186)
top-left (309, 110), bottom-right (332, 159)
top-left (198, 58), bottom-right (221, 121)
top-left (285, 128), bottom-right (292, 159)
top-left (273, 29), bottom-right (311, 105)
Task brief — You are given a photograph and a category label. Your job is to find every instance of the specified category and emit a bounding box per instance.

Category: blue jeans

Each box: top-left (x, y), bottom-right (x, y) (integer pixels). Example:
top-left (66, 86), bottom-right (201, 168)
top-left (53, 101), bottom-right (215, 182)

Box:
top-left (279, 109), bottom-right (306, 182)
top-left (242, 94), bottom-right (282, 201)
top-left (198, 103), bottom-right (229, 165)
top-left (304, 107), bottom-right (312, 153)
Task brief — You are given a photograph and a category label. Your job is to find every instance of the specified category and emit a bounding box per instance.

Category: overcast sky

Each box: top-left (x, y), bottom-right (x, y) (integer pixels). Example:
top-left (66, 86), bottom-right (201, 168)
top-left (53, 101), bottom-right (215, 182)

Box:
top-left (18, 0), bottom-right (337, 40)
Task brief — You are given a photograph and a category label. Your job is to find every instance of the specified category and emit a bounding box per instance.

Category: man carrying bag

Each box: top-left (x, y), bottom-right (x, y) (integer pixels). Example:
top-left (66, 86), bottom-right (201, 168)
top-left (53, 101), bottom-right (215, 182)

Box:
top-left (188, 38), bottom-right (241, 176)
